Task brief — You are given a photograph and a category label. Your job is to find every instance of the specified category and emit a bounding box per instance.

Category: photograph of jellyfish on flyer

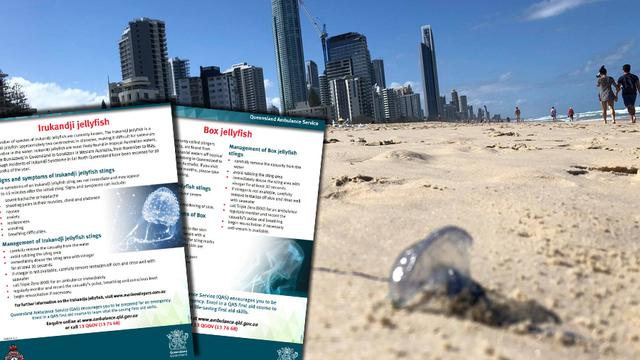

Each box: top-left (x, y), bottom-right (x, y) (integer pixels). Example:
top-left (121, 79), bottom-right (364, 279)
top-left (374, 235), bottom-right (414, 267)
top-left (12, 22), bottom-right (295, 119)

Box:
top-left (107, 183), bottom-right (184, 252)
top-left (238, 239), bottom-right (313, 298)
top-left (195, 236), bottom-right (313, 298)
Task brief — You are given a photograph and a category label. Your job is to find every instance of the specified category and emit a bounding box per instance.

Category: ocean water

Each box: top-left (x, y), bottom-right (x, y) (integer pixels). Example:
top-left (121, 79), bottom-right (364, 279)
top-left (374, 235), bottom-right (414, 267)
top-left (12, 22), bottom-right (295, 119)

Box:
top-left (528, 106), bottom-right (640, 123)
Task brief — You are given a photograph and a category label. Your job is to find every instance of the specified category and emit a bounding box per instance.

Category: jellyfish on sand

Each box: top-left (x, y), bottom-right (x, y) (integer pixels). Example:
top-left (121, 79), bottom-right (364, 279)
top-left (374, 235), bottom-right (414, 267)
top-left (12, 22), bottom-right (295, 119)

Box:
top-left (389, 226), bottom-right (476, 308)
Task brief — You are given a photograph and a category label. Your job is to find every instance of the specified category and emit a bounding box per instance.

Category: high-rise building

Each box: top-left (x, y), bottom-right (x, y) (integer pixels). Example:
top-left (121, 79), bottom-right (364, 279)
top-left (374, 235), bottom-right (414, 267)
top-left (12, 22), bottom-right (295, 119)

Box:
top-left (439, 95), bottom-right (447, 117)
top-left (198, 66), bottom-right (240, 110)
top-left (226, 63), bottom-right (267, 113)
top-left (468, 105), bottom-right (474, 120)
top-left (118, 18), bottom-right (170, 100)
top-left (168, 57), bottom-right (190, 98)
top-left (306, 60), bottom-right (320, 90)
top-left (206, 73), bottom-right (238, 110)
top-left (272, 0), bottom-right (308, 113)
top-left (200, 66), bottom-right (222, 107)
top-left (373, 85), bottom-right (423, 123)
top-left (371, 59), bottom-right (386, 88)
top-left (327, 32), bottom-right (374, 120)
top-left (459, 95), bottom-right (468, 119)
top-left (373, 85), bottom-right (385, 122)
top-left (326, 58), bottom-right (353, 79)
top-left (381, 88), bottom-right (400, 121)
top-left (329, 76), bottom-right (362, 123)
top-left (318, 74), bottom-right (331, 106)
top-left (397, 86), bottom-right (423, 120)
top-left (419, 25), bottom-right (442, 120)
top-left (176, 77), bottom-right (204, 106)
top-left (288, 104), bottom-right (333, 120)
top-left (450, 89), bottom-right (459, 117)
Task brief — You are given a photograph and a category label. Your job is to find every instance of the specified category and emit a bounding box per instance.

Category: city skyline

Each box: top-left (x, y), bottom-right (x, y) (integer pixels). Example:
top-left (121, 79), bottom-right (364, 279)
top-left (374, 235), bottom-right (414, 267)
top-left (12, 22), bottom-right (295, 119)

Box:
top-left (1, 0), bottom-right (640, 118)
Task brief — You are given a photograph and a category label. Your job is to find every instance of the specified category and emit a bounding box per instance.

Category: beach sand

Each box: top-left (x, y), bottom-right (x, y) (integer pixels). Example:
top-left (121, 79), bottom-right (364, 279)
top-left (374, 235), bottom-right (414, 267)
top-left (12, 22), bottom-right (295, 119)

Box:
top-left (304, 121), bottom-right (640, 359)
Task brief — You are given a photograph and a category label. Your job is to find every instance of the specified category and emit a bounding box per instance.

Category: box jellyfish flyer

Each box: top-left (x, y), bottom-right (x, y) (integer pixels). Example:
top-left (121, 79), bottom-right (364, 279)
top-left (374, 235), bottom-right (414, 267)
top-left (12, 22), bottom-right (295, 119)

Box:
top-left (0, 104), bottom-right (194, 359)
top-left (174, 106), bottom-right (324, 358)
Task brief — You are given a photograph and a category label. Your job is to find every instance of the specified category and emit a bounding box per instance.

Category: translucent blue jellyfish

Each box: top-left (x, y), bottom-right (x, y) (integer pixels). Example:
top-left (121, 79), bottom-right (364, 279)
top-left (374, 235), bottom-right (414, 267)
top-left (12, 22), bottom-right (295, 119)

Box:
top-left (245, 240), bottom-right (304, 295)
top-left (126, 187), bottom-right (180, 244)
top-left (389, 226), bottom-right (475, 308)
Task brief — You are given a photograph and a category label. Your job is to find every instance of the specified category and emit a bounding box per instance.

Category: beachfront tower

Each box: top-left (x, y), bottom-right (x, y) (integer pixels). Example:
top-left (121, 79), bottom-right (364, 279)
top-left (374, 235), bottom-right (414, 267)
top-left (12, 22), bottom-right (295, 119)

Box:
top-left (272, 0), bottom-right (308, 113)
top-left (419, 25), bottom-right (442, 120)
top-left (119, 18), bottom-right (170, 100)
top-left (326, 32), bottom-right (375, 120)
top-left (372, 59), bottom-right (387, 89)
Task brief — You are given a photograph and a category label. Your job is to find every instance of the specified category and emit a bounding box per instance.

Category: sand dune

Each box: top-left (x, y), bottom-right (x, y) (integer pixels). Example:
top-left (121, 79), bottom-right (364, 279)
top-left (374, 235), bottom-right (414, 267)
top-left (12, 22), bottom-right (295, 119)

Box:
top-left (305, 122), bottom-right (640, 359)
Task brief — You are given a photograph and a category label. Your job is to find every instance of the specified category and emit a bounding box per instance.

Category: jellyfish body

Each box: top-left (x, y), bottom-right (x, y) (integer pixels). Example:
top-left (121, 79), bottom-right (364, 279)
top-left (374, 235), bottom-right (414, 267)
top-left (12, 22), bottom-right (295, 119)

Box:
top-left (389, 226), bottom-right (473, 308)
top-left (126, 187), bottom-right (181, 245)
top-left (245, 240), bottom-right (304, 295)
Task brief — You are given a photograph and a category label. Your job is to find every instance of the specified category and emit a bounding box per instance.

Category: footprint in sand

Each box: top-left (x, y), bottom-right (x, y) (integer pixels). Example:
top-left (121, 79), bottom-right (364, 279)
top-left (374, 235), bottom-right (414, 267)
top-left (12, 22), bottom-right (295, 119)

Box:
top-left (364, 139), bottom-right (400, 146)
top-left (567, 165), bottom-right (639, 176)
top-left (372, 149), bottom-right (429, 161)
top-left (486, 143), bottom-right (538, 151)
top-left (488, 130), bottom-right (520, 137)
top-left (324, 175), bottom-right (405, 199)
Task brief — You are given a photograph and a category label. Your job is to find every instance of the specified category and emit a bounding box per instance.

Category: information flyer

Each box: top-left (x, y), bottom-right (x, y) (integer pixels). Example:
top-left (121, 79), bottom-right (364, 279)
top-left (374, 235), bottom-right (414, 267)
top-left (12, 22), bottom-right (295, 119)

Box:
top-left (0, 104), bottom-right (194, 359)
top-left (175, 106), bottom-right (324, 358)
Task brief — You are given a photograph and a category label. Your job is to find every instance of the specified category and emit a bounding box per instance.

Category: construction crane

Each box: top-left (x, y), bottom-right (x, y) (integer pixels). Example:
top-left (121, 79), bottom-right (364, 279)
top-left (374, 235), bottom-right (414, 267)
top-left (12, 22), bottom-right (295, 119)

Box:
top-left (298, 0), bottom-right (328, 65)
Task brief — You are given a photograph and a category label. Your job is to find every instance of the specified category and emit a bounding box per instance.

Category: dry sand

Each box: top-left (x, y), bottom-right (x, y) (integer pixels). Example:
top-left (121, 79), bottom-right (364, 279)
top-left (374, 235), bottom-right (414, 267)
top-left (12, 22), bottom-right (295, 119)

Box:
top-left (304, 121), bottom-right (640, 359)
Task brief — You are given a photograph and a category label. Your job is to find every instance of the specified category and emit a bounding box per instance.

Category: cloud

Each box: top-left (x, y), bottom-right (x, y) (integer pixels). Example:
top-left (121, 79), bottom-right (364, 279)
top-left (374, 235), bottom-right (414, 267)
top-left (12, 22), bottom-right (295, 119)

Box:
top-left (525, 0), bottom-right (598, 21)
top-left (461, 77), bottom-right (522, 98)
top-left (265, 97), bottom-right (281, 112)
top-left (601, 40), bottom-right (634, 65)
top-left (580, 40), bottom-right (635, 74)
top-left (389, 81), bottom-right (420, 89)
top-left (470, 22), bottom-right (491, 31)
top-left (264, 78), bottom-right (280, 112)
top-left (8, 77), bottom-right (107, 110)
top-left (499, 72), bottom-right (512, 82)
top-left (457, 72), bottom-right (523, 108)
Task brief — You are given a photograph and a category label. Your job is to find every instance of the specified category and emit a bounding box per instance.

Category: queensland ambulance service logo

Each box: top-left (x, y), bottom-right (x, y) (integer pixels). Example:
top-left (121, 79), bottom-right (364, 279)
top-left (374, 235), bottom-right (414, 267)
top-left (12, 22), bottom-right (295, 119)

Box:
top-left (4, 344), bottom-right (24, 360)
top-left (276, 347), bottom-right (298, 360)
top-left (167, 329), bottom-right (189, 358)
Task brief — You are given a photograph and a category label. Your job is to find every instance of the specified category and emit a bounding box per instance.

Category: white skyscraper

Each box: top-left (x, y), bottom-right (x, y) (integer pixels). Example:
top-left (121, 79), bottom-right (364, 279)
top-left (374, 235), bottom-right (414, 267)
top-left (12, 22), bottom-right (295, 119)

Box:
top-left (226, 63), bottom-right (268, 113)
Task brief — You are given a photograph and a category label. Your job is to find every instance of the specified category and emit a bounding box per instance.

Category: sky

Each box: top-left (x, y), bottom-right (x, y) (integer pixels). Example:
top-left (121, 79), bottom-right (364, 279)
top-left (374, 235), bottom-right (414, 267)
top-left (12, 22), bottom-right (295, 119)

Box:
top-left (1, 0), bottom-right (639, 118)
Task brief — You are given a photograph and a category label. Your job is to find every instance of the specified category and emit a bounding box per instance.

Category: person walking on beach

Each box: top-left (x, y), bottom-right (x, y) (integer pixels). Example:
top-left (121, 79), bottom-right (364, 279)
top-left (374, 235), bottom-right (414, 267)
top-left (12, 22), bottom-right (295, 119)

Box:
top-left (568, 107), bottom-right (575, 122)
top-left (550, 106), bottom-right (557, 122)
top-left (515, 106), bottom-right (521, 123)
top-left (616, 64), bottom-right (639, 124)
top-left (596, 65), bottom-right (617, 124)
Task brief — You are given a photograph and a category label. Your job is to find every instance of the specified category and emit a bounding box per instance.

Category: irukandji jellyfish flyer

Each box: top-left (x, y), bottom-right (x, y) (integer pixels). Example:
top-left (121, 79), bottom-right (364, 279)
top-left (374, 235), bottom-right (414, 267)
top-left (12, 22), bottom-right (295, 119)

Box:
top-left (0, 104), bottom-right (194, 359)
top-left (174, 106), bottom-right (324, 358)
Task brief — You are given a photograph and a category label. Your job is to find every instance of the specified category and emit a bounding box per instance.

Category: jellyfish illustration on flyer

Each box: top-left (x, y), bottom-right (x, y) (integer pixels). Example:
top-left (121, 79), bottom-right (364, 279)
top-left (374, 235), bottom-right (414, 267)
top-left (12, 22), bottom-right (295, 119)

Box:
top-left (242, 239), bottom-right (305, 296)
top-left (110, 184), bottom-right (184, 252)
